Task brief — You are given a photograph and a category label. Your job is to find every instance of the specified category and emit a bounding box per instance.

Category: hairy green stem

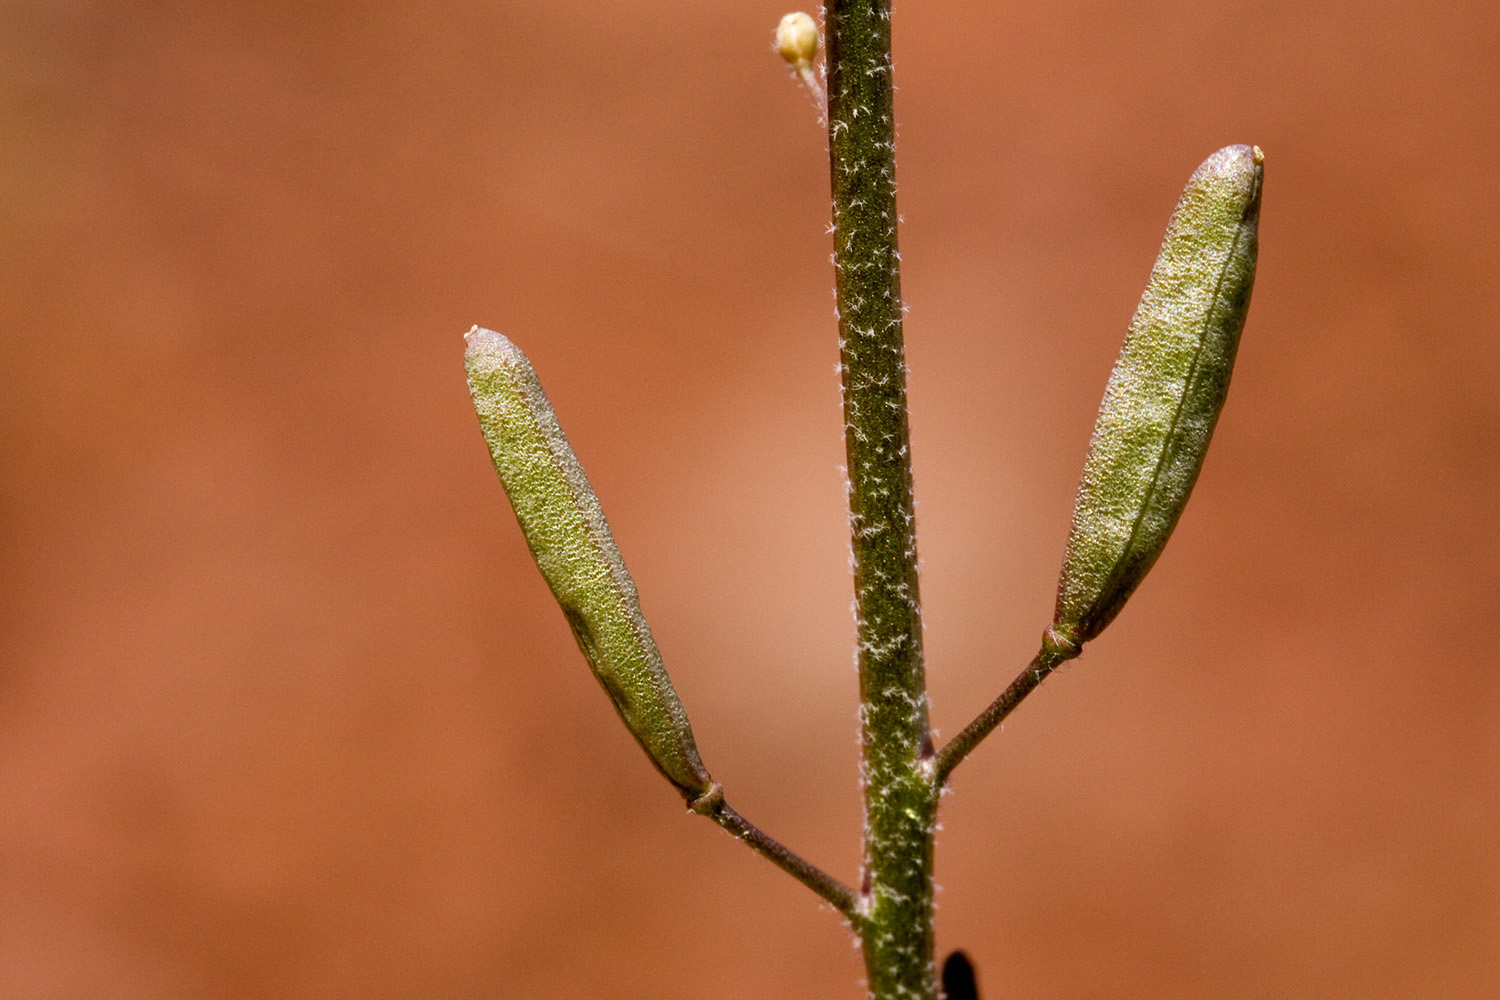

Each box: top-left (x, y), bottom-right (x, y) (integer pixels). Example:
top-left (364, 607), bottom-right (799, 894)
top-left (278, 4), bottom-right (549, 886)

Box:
top-left (825, 3), bottom-right (936, 998)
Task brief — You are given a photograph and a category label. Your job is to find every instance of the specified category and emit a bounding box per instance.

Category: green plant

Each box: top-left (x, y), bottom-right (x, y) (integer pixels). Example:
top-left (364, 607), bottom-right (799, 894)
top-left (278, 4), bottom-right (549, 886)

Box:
top-left (464, 7), bottom-right (1261, 999)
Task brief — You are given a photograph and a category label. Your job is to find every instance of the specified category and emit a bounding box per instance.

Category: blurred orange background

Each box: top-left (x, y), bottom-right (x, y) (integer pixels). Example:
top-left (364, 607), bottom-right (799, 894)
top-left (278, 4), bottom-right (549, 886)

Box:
top-left (3, 1), bottom-right (1497, 997)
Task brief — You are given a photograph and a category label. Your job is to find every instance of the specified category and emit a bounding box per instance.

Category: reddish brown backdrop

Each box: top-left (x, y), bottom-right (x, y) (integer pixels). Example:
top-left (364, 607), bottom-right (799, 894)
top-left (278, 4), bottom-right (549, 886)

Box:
top-left (3, 1), bottom-right (1498, 997)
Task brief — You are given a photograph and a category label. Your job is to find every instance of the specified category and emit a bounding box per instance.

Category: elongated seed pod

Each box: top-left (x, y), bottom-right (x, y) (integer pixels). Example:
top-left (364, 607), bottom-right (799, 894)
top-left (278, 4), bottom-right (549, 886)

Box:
top-left (465, 327), bottom-right (712, 800)
top-left (1053, 144), bottom-right (1263, 647)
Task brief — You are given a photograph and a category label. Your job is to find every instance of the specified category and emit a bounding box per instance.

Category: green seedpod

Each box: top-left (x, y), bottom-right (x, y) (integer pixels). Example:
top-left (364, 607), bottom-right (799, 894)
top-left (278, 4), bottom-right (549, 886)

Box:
top-left (1053, 144), bottom-right (1263, 646)
top-left (465, 327), bottom-right (713, 800)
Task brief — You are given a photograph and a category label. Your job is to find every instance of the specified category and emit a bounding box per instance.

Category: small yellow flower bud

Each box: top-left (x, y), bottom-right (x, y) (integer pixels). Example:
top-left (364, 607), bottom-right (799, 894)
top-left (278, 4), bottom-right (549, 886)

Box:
top-left (776, 12), bottom-right (820, 69)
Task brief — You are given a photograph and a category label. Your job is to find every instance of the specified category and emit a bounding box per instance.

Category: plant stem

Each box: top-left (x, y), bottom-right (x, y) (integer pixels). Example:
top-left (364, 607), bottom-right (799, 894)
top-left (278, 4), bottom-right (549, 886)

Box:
top-left (824, 3), bottom-right (936, 998)
top-left (690, 783), bottom-right (862, 922)
top-left (930, 631), bottom-right (1082, 788)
